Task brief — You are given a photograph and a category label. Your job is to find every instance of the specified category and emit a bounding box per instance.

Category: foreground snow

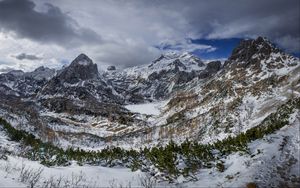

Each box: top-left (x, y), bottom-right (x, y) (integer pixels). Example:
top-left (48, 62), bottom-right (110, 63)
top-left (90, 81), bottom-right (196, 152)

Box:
top-left (1, 112), bottom-right (299, 187)
top-left (0, 157), bottom-right (145, 187)
top-left (183, 111), bottom-right (300, 187)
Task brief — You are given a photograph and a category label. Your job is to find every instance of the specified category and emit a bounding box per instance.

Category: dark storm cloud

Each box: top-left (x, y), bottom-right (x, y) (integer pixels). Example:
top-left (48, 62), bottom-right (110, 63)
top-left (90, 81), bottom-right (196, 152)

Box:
top-left (134, 0), bottom-right (300, 52)
top-left (14, 53), bottom-right (42, 61)
top-left (184, 0), bottom-right (298, 51)
top-left (0, 0), bottom-right (102, 47)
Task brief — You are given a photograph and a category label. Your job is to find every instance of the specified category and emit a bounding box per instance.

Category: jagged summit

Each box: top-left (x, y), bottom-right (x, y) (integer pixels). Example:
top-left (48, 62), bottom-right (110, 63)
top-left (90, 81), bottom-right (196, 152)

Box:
top-left (7, 69), bottom-right (24, 76)
top-left (26, 66), bottom-right (55, 81)
top-left (70, 53), bottom-right (94, 66)
top-left (229, 36), bottom-right (280, 62)
top-left (58, 54), bottom-right (99, 83)
top-left (37, 53), bottom-right (123, 104)
top-left (148, 52), bottom-right (204, 71)
top-left (153, 51), bottom-right (202, 63)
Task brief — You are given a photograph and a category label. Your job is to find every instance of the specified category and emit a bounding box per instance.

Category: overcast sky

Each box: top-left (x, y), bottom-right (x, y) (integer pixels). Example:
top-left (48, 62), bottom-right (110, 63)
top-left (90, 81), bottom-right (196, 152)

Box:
top-left (0, 0), bottom-right (299, 72)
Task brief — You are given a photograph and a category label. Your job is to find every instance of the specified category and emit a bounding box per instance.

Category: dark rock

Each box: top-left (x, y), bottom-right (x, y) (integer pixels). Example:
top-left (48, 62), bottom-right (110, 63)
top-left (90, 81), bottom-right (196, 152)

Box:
top-left (174, 71), bottom-right (197, 84)
top-left (229, 36), bottom-right (280, 63)
top-left (198, 71), bottom-right (210, 79)
top-left (58, 53), bottom-right (99, 84)
top-left (38, 54), bottom-right (124, 104)
top-left (151, 54), bottom-right (165, 65)
top-left (206, 61), bottom-right (221, 72)
top-left (171, 59), bottom-right (187, 71)
top-left (0, 155), bottom-right (8, 160)
top-left (107, 66), bottom-right (116, 71)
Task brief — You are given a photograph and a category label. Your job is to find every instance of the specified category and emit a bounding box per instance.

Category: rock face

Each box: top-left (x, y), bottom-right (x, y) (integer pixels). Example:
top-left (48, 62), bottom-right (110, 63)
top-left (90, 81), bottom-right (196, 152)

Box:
top-left (198, 61), bottom-right (222, 79)
top-left (58, 53), bottom-right (99, 84)
top-left (25, 66), bottom-right (55, 81)
top-left (206, 61), bottom-right (221, 72)
top-left (107, 65), bottom-right (116, 71)
top-left (229, 37), bottom-right (279, 62)
top-left (224, 37), bottom-right (284, 68)
top-left (38, 53), bottom-right (123, 105)
top-left (0, 67), bottom-right (55, 97)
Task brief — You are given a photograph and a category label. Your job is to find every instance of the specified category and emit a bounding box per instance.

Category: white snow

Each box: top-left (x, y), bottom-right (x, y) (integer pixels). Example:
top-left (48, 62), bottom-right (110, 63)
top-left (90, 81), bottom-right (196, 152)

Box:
top-left (0, 156), bottom-right (144, 187)
top-left (110, 52), bottom-right (205, 79)
top-left (0, 104), bottom-right (299, 188)
top-left (125, 100), bottom-right (168, 115)
top-left (77, 60), bottom-right (91, 66)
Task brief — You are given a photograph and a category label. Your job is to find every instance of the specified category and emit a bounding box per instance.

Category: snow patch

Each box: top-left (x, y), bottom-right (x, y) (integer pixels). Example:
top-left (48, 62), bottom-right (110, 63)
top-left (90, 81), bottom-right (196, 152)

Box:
top-left (125, 100), bottom-right (168, 115)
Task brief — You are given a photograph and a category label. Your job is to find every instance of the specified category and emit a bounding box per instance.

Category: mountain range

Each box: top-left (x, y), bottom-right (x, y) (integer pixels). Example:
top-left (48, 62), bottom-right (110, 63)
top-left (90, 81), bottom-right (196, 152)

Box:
top-left (0, 36), bottom-right (299, 187)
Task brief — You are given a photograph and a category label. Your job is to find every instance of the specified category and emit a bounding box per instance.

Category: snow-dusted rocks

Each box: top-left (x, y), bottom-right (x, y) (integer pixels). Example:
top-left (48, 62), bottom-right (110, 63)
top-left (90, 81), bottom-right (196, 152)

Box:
top-left (58, 53), bottom-right (99, 83)
top-left (38, 53), bottom-right (123, 104)
top-left (103, 52), bottom-right (218, 102)
top-left (26, 66), bottom-right (55, 81)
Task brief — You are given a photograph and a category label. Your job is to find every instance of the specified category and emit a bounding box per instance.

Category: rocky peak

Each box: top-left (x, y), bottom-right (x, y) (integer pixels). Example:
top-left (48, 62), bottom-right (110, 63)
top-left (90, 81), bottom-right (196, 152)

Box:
top-left (70, 53), bottom-right (93, 66)
top-left (7, 70), bottom-right (24, 77)
top-left (26, 66), bottom-right (56, 80)
top-left (107, 65), bottom-right (116, 71)
top-left (34, 66), bottom-right (46, 71)
top-left (229, 36), bottom-right (280, 62)
top-left (58, 54), bottom-right (99, 84)
top-left (152, 55), bottom-right (165, 64)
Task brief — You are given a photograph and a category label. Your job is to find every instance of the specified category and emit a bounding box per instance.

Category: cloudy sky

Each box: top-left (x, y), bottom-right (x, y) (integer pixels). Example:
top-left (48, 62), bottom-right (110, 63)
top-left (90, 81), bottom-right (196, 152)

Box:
top-left (0, 0), bottom-right (299, 72)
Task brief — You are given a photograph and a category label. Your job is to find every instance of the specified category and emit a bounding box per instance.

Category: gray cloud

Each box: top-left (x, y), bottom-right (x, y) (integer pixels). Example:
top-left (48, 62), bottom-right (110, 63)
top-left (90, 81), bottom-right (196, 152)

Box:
top-left (158, 0), bottom-right (300, 52)
top-left (14, 53), bottom-right (42, 61)
top-left (0, 0), bottom-right (299, 70)
top-left (157, 39), bottom-right (217, 53)
top-left (106, 0), bottom-right (299, 53)
top-left (0, 0), bottom-right (102, 47)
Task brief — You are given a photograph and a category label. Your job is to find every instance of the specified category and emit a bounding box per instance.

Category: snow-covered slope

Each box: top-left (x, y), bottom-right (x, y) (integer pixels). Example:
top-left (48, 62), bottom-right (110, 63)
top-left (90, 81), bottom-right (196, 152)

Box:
top-left (151, 37), bottom-right (300, 145)
top-left (1, 103), bottom-right (299, 187)
top-left (103, 52), bottom-right (221, 103)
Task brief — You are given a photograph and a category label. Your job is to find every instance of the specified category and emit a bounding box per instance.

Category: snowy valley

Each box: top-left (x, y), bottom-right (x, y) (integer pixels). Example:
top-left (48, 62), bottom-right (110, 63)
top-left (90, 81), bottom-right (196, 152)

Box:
top-left (0, 37), bottom-right (299, 187)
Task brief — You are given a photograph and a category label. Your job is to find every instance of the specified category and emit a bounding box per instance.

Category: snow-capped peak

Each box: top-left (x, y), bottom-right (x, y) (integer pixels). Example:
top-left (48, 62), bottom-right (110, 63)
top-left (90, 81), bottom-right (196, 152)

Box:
top-left (120, 52), bottom-right (204, 79)
top-left (150, 52), bottom-right (204, 70)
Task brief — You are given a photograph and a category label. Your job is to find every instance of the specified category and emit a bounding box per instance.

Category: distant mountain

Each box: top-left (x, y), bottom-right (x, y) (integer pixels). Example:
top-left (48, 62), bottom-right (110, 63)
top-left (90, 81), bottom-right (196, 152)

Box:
top-left (103, 52), bottom-right (221, 103)
top-left (0, 66), bottom-right (55, 97)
